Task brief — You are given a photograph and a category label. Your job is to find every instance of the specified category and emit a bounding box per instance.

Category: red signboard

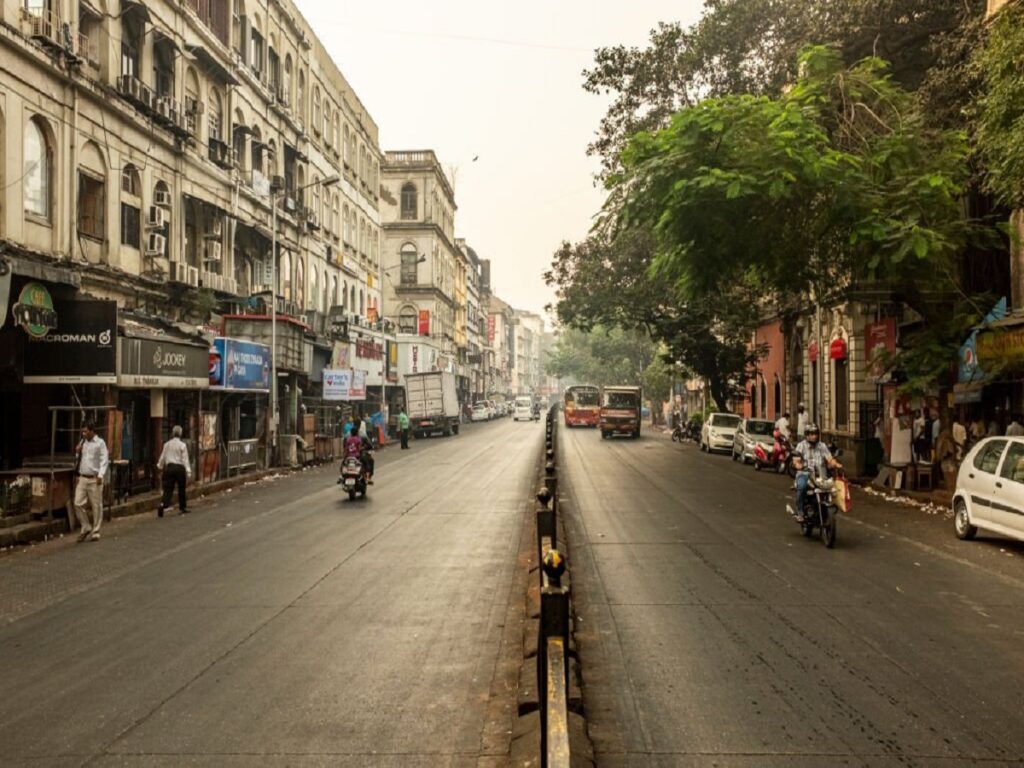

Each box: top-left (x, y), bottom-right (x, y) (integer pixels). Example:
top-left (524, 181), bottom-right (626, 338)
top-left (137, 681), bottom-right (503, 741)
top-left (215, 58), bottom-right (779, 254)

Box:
top-left (418, 309), bottom-right (430, 336)
top-left (865, 319), bottom-right (896, 361)
top-left (487, 315), bottom-right (496, 344)
top-left (355, 339), bottom-right (383, 360)
top-left (808, 340), bottom-right (819, 363)
top-left (830, 337), bottom-right (848, 361)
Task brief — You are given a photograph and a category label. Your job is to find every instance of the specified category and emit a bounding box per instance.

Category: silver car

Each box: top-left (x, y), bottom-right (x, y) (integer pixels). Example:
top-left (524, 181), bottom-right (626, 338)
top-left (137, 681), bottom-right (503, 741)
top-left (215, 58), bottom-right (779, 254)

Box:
top-left (732, 418), bottom-right (776, 464)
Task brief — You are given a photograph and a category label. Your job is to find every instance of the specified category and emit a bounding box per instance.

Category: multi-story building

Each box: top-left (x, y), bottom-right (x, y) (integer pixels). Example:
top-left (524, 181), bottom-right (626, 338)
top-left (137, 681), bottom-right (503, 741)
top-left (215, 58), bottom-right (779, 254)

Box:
top-left (512, 310), bottom-right (544, 396)
top-left (484, 291), bottom-right (514, 398)
top-left (379, 150), bottom-right (459, 381)
top-left (0, 0), bottom-right (384, 483)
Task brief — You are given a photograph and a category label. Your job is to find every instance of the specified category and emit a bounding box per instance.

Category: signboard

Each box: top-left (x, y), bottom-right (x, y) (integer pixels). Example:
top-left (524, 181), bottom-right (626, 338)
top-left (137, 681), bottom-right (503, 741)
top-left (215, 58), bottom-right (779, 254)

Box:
top-left (808, 340), bottom-right (819, 364)
top-left (977, 326), bottom-right (1024, 367)
top-left (356, 339), bottom-right (383, 360)
top-left (487, 315), bottom-right (496, 344)
top-left (209, 337), bottom-right (271, 391)
top-left (829, 337), bottom-right (848, 361)
top-left (334, 342), bottom-right (351, 368)
top-left (411, 343), bottom-right (419, 374)
top-left (12, 281), bottom-right (57, 338)
top-left (865, 319), bottom-right (896, 382)
top-left (323, 368), bottom-right (352, 401)
top-left (350, 370), bottom-right (367, 400)
top-left (252, 170), bottom-right (271, 198)
top-left (261, 257), bottom-right (273, 286)
top-left (23, 299), bottom-right (117, 384)
top-left (367, 305), bottom-right (378, 323)
top-left (418, 309), bottom-right (430, 336)
top-left (387, 340), bottom-right (398, 383)
top-left (120, 337), bottom-right (209, 389)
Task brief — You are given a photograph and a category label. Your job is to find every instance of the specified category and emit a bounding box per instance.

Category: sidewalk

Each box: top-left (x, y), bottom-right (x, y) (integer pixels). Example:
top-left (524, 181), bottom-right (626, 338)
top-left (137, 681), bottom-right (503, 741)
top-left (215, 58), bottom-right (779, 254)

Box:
top-left (0, 465), bottom-right (301, 550)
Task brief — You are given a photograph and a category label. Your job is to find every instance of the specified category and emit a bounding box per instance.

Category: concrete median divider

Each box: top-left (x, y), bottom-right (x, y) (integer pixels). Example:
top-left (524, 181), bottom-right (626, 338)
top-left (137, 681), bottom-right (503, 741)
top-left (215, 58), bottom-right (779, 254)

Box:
top-left (511, 408), bottom-right (594, 768)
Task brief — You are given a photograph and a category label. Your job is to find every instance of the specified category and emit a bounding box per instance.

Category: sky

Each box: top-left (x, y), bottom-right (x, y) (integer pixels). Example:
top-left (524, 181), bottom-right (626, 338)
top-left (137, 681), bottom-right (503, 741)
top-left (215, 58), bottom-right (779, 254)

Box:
top-left (295, 0), bottom-right (706, 321)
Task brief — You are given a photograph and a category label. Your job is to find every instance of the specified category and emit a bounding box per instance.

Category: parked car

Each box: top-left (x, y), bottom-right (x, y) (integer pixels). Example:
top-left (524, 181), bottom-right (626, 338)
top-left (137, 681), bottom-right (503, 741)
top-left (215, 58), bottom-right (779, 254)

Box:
top-left (732, 418), bottom-right (776, 464)
top-left (474, 401), bottom-right (494, 420)
top-left (471, 404), bottom-right (490, 422)
top-left (513, 396), bottom-right (534, 422)
top-left (701, 413), bottom-right (742, 454)
top-left (953, 436), bottom-right (1024, 544)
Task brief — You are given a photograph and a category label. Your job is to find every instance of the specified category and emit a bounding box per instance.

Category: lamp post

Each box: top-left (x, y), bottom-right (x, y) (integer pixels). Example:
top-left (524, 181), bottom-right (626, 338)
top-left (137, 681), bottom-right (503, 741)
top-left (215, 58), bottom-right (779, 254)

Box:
top-left (269, 173), bottom-right (339, 464)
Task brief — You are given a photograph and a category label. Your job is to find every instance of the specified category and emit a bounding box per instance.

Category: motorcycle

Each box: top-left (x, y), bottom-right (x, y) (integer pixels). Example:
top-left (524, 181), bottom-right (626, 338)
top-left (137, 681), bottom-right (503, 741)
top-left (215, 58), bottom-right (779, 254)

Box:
top-left (682, 420), bottom-right (702, 443)
top-left (671, 423), bottom-right (685, 442)
top-left (753, 429), bottom-right (796, 476)
top-left (339, 455), bottom-right (370, 501)
top-left (786, 466), bottom-right (844, 549)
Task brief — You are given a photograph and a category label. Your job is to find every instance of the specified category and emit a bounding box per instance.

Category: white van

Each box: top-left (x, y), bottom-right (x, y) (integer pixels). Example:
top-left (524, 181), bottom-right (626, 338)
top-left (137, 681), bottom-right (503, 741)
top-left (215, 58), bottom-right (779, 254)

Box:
top-left (514, 396), bottom-right (534, 422)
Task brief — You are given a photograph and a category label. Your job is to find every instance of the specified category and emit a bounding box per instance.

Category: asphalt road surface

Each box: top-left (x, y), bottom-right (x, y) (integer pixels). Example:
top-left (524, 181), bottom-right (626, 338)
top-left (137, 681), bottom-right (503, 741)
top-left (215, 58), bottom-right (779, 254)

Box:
top-left (560, 425), bottom-right (1024, 767)
top-left (0, 417), bottom-right (543, 767)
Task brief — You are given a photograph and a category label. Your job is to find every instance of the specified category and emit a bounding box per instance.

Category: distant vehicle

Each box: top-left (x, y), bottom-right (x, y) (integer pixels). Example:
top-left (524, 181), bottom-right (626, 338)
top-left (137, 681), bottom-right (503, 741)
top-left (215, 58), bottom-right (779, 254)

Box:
top-left (953, 437), bottom-right (1024, 544)
top-left (475, 400), bottom-right (495, 420)
top-left (732, 418), bottom-right (775, 464)
top-left (514, 396), bottom-right (534, 422)
top-left (701, 413), bottom-right (742, 453)
top-left (471, 403), bottom-right (490, 422)
top-left (405, 371), bottom-right (461, 438)
top-left (600, 386), bottom-right (642, 439)
top-left (564, 385), bottom-right (600, 428)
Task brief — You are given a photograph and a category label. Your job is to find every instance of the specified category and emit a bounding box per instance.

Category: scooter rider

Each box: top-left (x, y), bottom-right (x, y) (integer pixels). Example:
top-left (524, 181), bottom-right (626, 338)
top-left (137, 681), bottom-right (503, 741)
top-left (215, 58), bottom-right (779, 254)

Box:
top-left (345, 418), bottom-right (375, 483)
top-left (792, 424), bottom-right (841, 521)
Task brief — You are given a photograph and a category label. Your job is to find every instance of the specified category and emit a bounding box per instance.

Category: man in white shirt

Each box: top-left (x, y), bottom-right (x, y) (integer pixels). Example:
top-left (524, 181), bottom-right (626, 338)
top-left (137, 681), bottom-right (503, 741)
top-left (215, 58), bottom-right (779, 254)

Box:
top-left (157, 426), bottom-right (191, 517)
top-left (775, 412), bottom-right (791, 441)
top-left (1007, 415), bottom-right (1024, 437)
top-left (74, 422), bottom-right (109, 542)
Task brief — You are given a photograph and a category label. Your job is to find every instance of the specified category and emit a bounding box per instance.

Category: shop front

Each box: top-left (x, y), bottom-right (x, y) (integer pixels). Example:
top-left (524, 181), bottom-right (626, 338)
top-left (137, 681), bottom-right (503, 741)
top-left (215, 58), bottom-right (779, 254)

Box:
top-left (117, 328), bottom-right (210, 490)
top-left (209, 337), bottom-right (271, 475)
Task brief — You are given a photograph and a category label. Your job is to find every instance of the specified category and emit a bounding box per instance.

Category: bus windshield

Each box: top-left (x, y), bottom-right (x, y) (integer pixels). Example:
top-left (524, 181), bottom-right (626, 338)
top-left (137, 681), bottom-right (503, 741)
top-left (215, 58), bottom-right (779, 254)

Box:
top-left (565, 386), bottom-right (599, 408)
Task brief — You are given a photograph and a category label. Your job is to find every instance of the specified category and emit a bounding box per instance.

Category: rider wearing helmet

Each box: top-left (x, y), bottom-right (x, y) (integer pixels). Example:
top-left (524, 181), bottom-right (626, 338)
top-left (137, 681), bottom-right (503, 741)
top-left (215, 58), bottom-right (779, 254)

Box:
top-left (792, 423), bottom-right (841, 521)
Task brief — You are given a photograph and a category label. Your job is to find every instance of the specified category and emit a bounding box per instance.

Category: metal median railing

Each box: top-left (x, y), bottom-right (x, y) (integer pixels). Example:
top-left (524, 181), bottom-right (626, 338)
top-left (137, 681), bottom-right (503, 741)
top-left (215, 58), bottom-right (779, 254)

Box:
top-left (536, 408), bottom-right (571, 767)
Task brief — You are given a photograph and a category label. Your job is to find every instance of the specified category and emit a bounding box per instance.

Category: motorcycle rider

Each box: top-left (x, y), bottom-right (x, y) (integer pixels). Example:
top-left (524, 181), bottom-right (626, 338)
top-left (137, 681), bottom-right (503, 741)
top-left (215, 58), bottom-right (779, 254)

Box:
top-left (792, 423), bottom-right (841, 521)
top-left (344, 418), bottom-right (375, 483)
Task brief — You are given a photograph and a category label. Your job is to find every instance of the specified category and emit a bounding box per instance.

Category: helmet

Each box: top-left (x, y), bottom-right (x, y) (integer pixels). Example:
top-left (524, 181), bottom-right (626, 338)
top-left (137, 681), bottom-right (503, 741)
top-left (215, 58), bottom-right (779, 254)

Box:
top-left (805, 422), bottom-right (820, 435)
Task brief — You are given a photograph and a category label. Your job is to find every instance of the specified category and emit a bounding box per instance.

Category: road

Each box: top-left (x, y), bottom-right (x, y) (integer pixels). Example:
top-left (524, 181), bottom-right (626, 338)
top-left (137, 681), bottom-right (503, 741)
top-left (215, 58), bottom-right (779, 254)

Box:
top-left (0, 417), bottom-right (543, 767)
top-left (560, 425), bottom-right (1024, 767)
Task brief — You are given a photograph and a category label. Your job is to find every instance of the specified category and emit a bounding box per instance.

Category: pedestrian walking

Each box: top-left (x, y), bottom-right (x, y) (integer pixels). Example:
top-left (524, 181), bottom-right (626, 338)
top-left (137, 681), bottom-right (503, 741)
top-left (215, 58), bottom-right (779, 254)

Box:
top-left (157, 426), bottom-right (191, 517)
top-left (74, 421), bottom-right (109, 542)
top-left (795, 404), bottom-right (808, 440)
top-left (398, 408), bottom-right (411, 449)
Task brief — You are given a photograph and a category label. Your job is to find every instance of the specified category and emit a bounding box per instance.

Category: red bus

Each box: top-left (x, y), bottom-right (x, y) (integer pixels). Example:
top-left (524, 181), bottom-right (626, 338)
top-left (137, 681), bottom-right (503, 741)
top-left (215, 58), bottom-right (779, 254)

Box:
top-left (564, 385), bottom-right (600, 427)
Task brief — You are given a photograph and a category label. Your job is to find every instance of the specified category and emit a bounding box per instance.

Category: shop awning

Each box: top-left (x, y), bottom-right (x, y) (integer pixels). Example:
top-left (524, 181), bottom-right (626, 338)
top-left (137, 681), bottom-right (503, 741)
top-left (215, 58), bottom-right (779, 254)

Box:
top-left (118, 316), bottom-right (209, 390)
top-left (120, 0), bottom-right (151, 23)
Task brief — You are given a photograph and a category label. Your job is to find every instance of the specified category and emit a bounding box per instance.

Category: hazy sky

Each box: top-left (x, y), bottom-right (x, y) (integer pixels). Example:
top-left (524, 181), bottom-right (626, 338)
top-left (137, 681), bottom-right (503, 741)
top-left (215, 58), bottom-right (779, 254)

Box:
top-left (296, 0), bottom-right (706, 319)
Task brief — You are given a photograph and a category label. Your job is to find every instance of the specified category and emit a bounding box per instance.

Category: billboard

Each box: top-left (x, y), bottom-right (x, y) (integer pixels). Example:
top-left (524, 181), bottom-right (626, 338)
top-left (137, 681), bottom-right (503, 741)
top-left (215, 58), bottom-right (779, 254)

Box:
top-left (23, 298), bottom-right (117, 384)
top-left (209, 338), bottom-right (271, 392)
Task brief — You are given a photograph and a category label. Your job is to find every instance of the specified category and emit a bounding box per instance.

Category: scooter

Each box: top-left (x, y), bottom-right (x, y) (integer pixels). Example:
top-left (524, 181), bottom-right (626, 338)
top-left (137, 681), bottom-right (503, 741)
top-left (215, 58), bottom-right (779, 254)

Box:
top-left (671, 423), bottom-right (685, 442)
top-left (786, 468), bottom-right (842, 548)
top-left (753, 429), bottom-right (796, 476)
top-left (339, 455), bottom-right (369, 501)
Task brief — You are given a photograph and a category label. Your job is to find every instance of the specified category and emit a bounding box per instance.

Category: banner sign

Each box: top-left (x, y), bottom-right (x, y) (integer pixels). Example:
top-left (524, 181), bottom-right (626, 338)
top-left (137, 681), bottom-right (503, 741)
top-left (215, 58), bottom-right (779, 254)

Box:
top-left (24, 299), bottom-right (117, 383)
top-left (356, 339), bottom-right (383, 360)
top-left (350, 370), bottom-right (367, 400)
top-left (418, 309), bottom-right (430, 336)
top-left (487, 315), bottom-right (496, 344)
top-left (209, 337), bottom-right (271, 391)
top-left (120, 337), bottom-right (209, 389)
top-left (865, 318), bottom-right (897, 382)
top-left (387, 341), bottom-right (398, 383)
top-left (323, 368), bottom-right (352, 401)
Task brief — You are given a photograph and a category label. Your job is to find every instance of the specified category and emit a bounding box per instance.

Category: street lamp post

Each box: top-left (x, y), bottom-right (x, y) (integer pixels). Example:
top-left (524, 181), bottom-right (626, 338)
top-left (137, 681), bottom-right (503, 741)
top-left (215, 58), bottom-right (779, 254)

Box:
top-left (269, 173), bottom-right (339, 465)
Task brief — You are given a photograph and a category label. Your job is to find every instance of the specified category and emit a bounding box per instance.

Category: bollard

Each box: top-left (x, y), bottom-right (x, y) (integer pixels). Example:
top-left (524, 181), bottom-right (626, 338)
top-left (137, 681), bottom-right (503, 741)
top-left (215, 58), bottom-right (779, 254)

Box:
top-left (536, 488), bottom-right (556, 555)
top-left (538, 556), bottom-right (571, 767)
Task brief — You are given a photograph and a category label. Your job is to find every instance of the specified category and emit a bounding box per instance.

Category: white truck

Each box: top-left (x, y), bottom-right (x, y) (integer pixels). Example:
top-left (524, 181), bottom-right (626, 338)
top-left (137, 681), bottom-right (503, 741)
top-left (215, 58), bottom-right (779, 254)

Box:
top-left (404, 371), bottom-right (461, 438)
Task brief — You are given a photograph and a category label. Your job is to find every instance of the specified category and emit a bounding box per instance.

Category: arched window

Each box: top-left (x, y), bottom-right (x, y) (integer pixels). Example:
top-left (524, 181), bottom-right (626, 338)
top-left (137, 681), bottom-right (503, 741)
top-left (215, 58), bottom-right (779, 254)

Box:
top-left (359, 289), bottom-right (364, 316)
top-left (350, 284), bottom-right (356, 311)
top-left (760, 379), bottom-right (767, 418)
top-left (331, 275), bottom-right (339, 308)
top-left (323, 102), bottom-right (331, 147)
top-left (280, 250), bottom-right (292, 301)
top-left (250, 126), bottom-right (263, 174)
top-left (324, 273), bottom-right (332, 312)
top-left (343, 124), bottom-right (350, 166)
top-left (309, 266), bottom-right (318, 312)
top-left (400, 182), bottom-right (417, 220)
top-left (78, 140), bottom-right (106, 242)
top-left (332, 195), bottom-right (340, 241)
top-left (359, 220), bottom-right (365, 254)
top-left (266, 138), bottom-right (277, 178)
top-left (185, 67), bottom-right (201, 138)
top-left (333, 112), bottom-right (341, 155)
top-left (312, 86), bottom-right (321, 136)
top-left (400, 242), bottom-right (418, 285)
top-left (311, 176), bottom-right (320, 233)
top-left (342, 280), bottom-right (349, 309)
top-left (774, 375), bottom-right (782, 419)
top-left (232, 109), bottom-right (247, 172)
top-left (120, 164), bottom-right (141, 249)
top-left (295, 257), bottom-right (305, 308)
top-left (24, 117), bottom-right (51, 219)
top-left (208, 88), bottom-right (223, 142)
top-left (283, 54), bottom-right (293, 107)
top-left (750, 382), bottom-right (757, 418)
top-left (298, 70), bottom-right (306, 124)
top-left (342, 204), bottom-right (349, 243)
top-left (398, 305), bottom-right (417, 334)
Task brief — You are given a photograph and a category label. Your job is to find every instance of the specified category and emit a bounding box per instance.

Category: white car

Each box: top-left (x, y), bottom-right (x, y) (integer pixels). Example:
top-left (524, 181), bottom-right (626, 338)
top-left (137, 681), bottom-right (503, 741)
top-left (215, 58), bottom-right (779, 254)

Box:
top-left (471, 404), bottom-right (490, 422)
top-left (701, 413), bottom-right (742, 454)
top-left (513, 397), bottom-right (534, 421)
top-left (953, 436), bottom-right (1024, 543)
top-left (474, 401), bottom-right (494, 420)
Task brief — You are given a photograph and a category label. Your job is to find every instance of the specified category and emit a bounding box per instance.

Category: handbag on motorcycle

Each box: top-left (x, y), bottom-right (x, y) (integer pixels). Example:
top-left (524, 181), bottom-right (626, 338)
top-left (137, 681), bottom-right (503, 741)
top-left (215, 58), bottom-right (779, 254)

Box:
top-left (834, 478), bottom-right (851, 513)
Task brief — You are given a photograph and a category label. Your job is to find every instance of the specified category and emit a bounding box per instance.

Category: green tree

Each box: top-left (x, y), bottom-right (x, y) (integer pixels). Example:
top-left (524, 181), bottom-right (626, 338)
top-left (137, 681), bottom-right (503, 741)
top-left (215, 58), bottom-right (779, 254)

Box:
top-left (585, 0), bottom-right (984, 178)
